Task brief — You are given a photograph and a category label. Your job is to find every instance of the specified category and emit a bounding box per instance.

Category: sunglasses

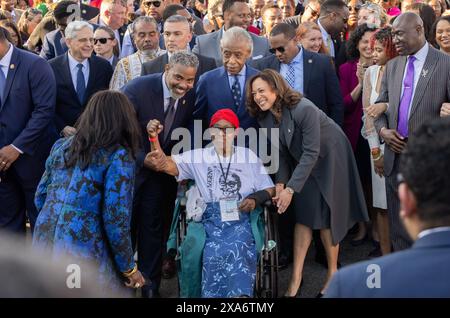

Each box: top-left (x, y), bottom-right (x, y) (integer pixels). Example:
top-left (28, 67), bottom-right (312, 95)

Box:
top-left (143, 1), bottom-right (161, 8)
top-left (269, 46), bottom-right (286, 54)
top-left (94, 37), bottom-right (113, 44)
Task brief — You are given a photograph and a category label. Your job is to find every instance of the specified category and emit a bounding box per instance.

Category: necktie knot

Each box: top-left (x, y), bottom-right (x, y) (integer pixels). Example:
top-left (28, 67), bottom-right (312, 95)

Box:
top-left (408, 56), bottom-right (416, 63)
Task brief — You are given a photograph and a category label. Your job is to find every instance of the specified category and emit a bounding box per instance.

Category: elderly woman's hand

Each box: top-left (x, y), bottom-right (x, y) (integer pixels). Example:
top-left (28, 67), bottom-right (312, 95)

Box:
top-left (277, 188), bottom-right (293, 214)
top-left (146, 119), bottom-right (164, 137)
top-left (125, 270), bottom-right (146, 289)
top-left (239, 198), bottom-right (256, 212)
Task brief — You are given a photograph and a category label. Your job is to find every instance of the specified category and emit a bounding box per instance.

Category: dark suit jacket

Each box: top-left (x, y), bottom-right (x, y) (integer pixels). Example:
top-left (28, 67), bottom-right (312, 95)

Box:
top-left (40, 29), bottom-right (68, 61)
top-left (194, 65), bottom-right (259, 130)
top-left (121, 73), bottom-right (196, 182)
top-left (0, 47), bottom-right (57, 179)
top-left (251, 49), bottom-right (344, 126)
top-left (374, 46), bottom-right (450, 176)
top-left (49, 53), bottom-right (113, 132)
top-left (325, 230), bottom-right (450, 297)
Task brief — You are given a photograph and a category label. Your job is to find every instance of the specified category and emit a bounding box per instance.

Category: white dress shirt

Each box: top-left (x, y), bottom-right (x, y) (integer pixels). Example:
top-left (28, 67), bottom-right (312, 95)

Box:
top-left (318, 19), bottom-right (335, 57)
top-left (227, 64), bottom-right (246, 98)
top-left (400, 42), bottom-right (429, 120)
top-left (0, 43), bottom-right (22, 154)
top-left (68, 52), bottom-right (89, 92)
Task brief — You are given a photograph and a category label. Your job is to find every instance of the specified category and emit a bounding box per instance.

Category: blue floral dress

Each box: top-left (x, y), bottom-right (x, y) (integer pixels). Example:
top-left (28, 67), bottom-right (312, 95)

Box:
top-left (33, 138), bottom-right (136, 292)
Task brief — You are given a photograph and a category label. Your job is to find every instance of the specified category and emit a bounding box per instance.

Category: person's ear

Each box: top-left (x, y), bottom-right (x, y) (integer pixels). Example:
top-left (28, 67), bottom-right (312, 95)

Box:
top-left (399, 182), bottom-right (418, 220)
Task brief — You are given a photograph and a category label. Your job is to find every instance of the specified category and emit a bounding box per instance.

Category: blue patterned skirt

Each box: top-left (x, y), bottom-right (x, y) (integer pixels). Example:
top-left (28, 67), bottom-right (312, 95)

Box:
top-left (201, 202), bottom-right (257, 298)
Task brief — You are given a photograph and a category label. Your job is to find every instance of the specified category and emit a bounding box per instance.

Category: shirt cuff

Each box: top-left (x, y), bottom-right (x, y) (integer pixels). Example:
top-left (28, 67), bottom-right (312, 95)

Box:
top-left (11, 144), bottom-right (23, 154)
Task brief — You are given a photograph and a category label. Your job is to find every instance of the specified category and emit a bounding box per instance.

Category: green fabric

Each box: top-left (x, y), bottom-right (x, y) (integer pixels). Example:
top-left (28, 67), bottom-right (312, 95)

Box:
top-left (167, 205), bottom-right (265, 298)
top-left (36, 3), bottom-right (48, 16)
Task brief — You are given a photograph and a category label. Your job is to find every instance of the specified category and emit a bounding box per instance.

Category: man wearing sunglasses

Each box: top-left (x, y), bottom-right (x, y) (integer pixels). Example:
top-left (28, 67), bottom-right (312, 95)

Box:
top-left (317, 0), bottom-right (349, 68)
top-left (192, 0), bottom-right (270, 66)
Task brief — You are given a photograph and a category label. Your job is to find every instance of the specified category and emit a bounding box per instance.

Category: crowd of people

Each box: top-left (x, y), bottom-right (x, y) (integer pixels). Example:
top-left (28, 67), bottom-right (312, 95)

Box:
top-left (0, 0), bottom-right (450, 298)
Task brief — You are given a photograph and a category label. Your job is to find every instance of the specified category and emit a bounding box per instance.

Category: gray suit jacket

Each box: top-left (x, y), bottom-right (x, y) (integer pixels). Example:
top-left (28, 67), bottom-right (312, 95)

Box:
top-left (259, 100), bottom-right (368, 243)
top-left (375, 46), bottom-right (450, 176)
top-left (192, 28), bottom-right (270, 66)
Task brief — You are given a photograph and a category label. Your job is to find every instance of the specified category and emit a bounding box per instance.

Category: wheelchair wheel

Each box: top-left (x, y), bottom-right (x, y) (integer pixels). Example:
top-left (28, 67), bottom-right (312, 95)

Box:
top-left (255, 205), bottom-right (279, 298)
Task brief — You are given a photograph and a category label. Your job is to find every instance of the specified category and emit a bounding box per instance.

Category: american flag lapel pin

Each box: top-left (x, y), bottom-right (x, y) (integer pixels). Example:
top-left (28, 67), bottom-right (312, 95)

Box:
top-left (10, 64), bottom-right (14, 69)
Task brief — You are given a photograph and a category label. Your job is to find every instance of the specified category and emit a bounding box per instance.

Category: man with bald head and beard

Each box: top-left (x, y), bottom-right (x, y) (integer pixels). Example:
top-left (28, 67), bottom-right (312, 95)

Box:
top-left (371, 12), bottom-right (450, 251)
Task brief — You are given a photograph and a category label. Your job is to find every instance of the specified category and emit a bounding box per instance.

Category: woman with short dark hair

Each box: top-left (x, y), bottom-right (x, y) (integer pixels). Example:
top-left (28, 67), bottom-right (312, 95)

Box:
top-left (247, 69), bottom-right (369, 297)
top-left (33, 91), bottom-right (145, 293)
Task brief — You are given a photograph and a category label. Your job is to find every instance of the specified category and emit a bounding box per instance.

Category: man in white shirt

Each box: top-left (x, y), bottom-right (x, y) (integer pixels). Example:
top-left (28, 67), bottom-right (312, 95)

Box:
top-left (325, 117), bottom-right (450, 297)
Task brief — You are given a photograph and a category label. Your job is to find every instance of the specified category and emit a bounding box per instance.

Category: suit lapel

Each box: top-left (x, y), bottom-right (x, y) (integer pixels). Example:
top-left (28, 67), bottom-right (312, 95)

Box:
top-left (282, 108), bottom-right (294, 148)
top-left (302, 49), bottom-right (312, 94)
top-left (409, 47), bottom-right (438, 119)
top-left (1, 46), bottom-right (20, 110)
top-left (62, 53), bottom-right (80, 104)
top-left (56, 31), bottom-right (67, 56)
top-left (392, 56), bottom-right (407, 124)
top-left (84, 56), bottom-right (96, 99)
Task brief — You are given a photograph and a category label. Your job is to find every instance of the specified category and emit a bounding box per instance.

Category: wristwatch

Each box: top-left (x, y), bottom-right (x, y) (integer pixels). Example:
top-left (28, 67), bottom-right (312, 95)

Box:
top-left (285, 187), bottom-right (294, 194)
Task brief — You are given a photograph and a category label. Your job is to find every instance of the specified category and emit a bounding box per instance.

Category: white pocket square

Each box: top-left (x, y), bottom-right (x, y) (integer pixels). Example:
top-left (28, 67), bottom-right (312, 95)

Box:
top-left (252, 55), bottom-right (263, 60)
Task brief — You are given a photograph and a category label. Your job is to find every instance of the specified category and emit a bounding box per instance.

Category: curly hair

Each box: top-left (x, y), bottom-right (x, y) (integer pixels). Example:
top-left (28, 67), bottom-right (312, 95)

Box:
top-left (400, 117), bottom-right (450, 227)
top-left (370, 26), bottom-right (398, 60)
top-left (246, 69), bottom-right (302, 120)
top-left (346, 23), bottom-right (378, 60)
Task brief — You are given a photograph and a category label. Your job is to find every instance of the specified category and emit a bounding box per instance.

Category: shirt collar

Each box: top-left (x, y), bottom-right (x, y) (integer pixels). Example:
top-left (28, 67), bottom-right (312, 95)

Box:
top-left (227, 64), bottom-right (246, 78)
top-left (162, 72), bottom-right (171, 100)
top-left (410, 42), bottom-right (429, 62)
top-left (286, 46), bottom-right (302, 65)
top-left (417, 226), bottom-right (450, 239)
top-left (68, 51), bottom-right (89, 71)
top-left (0, 43), bottom-right (14, 69)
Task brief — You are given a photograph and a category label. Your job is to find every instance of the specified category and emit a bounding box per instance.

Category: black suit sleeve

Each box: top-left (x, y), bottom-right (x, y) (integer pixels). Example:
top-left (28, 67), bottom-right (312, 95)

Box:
top-left (323, 56), bottom-right (344, 127)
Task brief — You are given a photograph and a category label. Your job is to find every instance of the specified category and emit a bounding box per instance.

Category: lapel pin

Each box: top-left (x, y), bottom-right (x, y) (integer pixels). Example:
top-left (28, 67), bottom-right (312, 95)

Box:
top-left (182, 100), bottom-right (186, 105)
top-left (421, 69), bottom-right (428, 78)
top-left (288, 129), bottom-right (291, 133)
top-left (82, 9), bottom-right (86, 14)
top-left (9, 64), bottom-right (14, 69)
top-left (308, 59), bottom-right (312, 64)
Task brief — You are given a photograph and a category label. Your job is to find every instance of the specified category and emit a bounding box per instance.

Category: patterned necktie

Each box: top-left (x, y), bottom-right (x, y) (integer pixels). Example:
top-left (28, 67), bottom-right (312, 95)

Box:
top-left (164, 97), bottom-right (177, 141)
top-left (285, 62), bottom-right (295, 89)
top-left (231, 75), bottom-right (241, 110)
top-left (0, 67), bottom-right (6, 104)
top-left (76, 63), bottom-right (86, 104)
top-left (397, 56), bottom-right (416, 138)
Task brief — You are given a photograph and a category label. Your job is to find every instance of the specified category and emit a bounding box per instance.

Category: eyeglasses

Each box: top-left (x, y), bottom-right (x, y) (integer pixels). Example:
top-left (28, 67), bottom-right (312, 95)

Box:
top-left (94, 37), bottom-right (113, 44)
top-left (348, 4), bottom-right (361, 12)
top-left (307, 5), bottom-right (319, 17)
top-left (213, 126), bottom-right (235, 134)
top-left (143, 1), bottom-right (161, 8)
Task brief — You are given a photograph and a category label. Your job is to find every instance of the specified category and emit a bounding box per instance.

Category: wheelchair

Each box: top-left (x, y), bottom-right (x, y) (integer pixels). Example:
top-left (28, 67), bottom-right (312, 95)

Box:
top-left (169, 182), bottom-right (279, 298)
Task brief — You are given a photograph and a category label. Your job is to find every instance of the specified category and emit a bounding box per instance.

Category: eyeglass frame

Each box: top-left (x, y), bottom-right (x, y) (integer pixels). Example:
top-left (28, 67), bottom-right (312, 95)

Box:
top-left (94, 37), bottom-right (114, 44)
top-left (269, 36), bottom-right (296, 54)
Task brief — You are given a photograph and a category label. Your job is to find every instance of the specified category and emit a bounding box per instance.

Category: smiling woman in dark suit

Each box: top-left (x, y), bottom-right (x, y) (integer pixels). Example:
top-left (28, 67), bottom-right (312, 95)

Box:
top-left (246, 69), bottom-right (369, 297)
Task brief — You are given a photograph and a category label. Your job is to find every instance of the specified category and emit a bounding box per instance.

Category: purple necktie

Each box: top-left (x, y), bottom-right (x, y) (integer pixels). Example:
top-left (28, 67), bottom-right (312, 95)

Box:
top-left (397, 56), bottom-right (416, 137)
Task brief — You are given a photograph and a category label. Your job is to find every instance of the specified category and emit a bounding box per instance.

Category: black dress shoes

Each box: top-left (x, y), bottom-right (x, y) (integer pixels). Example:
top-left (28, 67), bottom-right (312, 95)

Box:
top-left (282, 280), bottom-right (304, 298)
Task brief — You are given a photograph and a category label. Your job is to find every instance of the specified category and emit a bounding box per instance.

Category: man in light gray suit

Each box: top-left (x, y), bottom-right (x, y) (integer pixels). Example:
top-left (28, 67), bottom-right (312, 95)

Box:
top-left (373, 12), bottom-right (450, 251)
top-left (192, 0), bottom-right (270, 66)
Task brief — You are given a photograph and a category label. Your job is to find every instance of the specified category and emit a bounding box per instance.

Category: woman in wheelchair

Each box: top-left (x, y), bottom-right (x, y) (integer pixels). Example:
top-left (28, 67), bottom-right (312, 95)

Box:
top-left (145, 109), bottom-right (275, 298)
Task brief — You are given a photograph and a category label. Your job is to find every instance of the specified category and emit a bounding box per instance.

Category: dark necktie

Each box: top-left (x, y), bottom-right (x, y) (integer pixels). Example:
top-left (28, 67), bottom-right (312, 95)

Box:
top-left (397, 56), bottom-right (416, 138)
top-left (164, 97), bottom-right (177, 141)
top-left (76, 63), bottom-right (86, 104)
top-left (231, 75), bottom-right (241, 110)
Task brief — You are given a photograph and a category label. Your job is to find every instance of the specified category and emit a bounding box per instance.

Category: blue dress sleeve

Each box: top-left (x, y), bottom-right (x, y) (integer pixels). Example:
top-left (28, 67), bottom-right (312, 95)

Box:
top-left (102, 148), bottom-right (136, 273)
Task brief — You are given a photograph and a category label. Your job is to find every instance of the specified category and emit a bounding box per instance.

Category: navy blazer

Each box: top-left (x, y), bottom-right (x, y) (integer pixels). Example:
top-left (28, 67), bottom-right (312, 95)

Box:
top-left (121, 73), bottom-right (196, 170)
top-left (40, 29), bottom-right (68, 61)
top-left (0, 47), bottom-right (57, 178)
top-left (251, 49), bottom-right (344, 127)
top-left (194, 65), bottom-right (259, 130)
top-left (325, 230), bottom-right (450, 297)
top-left (49, 53), bottom-right (113, 133)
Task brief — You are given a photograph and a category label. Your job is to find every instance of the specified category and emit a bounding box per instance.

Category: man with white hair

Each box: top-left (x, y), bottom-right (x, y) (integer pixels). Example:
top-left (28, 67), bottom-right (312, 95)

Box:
top-left (110, 16), bottom-right (165, 90)
top-left (49, 21), bottom-right (113, 137)
top-left (194, 26), bottom-right (259, 130)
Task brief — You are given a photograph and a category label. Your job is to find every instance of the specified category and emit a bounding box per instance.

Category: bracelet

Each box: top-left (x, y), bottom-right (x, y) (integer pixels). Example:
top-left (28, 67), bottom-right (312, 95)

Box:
top-left (123, 264), bottom-right (138, 278)
top-left (371, 147), bottom-right (381, 156)
top-left (148, 136), bottom-right (157, 142)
